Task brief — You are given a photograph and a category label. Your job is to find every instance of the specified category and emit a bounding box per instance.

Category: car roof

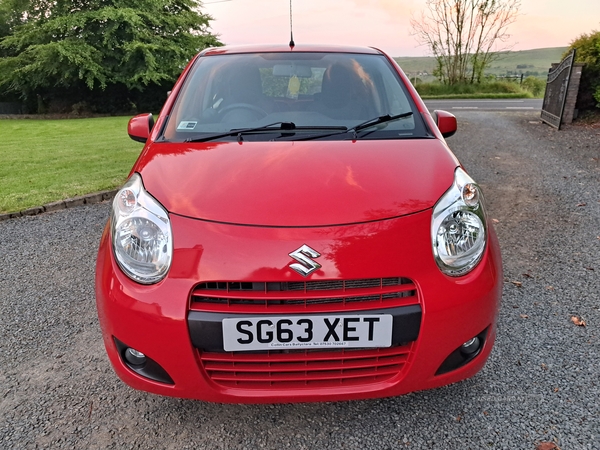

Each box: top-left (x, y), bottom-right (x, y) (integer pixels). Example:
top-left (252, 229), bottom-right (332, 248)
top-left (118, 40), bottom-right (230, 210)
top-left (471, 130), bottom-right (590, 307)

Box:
top-left (200, 44), bottom-right (384, 57)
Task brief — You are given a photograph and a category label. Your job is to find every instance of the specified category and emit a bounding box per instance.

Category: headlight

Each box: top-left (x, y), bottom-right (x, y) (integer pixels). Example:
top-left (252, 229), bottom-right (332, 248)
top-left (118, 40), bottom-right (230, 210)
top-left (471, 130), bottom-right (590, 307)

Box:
top-left (110, 173), bottom-right (172, 284)
top-left (431, 167), bottom-right (487, 276)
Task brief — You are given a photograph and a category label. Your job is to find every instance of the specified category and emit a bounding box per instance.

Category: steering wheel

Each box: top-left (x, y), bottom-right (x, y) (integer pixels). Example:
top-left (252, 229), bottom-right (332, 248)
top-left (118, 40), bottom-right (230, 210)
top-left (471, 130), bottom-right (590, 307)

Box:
top-left (218, 103), bottom-right (267, 120)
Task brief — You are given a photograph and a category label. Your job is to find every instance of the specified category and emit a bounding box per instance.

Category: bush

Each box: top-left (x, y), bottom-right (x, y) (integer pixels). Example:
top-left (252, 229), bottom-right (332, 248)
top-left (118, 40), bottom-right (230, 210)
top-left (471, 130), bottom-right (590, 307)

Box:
top-left (565, 31), bottom-right (600, 110)
top-left (521, 76), bottom-right (545, 97)
top-left (28, 82), bottom-right (171, 115)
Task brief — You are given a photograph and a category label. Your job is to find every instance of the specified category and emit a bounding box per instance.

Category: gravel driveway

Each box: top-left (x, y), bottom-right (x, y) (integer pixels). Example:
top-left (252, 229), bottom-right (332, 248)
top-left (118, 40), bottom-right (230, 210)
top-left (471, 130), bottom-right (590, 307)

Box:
top-left (1, 111), bottom-right (598, 449)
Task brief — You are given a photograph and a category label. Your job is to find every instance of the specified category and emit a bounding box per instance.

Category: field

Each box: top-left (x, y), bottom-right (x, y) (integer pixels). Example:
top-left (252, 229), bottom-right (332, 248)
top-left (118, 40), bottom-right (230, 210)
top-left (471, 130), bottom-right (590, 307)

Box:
top-left (0, 116), bottom-right (142, 214)
top-left (395, 47), bottom-right (568, 82)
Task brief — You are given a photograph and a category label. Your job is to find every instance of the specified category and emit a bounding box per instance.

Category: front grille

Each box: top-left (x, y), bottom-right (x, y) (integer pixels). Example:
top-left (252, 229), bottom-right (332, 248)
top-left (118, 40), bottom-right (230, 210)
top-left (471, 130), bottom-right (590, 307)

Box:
top-left (190, 277), bottom-right (417, 312)
top-left (199, 344), bottom-right (412, 389)
top-left (197, 277), bottom-right (409, 292)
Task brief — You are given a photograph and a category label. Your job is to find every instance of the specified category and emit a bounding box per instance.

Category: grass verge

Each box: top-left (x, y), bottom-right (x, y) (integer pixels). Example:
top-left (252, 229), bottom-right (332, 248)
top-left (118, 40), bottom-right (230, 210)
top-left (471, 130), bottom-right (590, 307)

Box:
top-left (0, 116), bottom-right (142, 214)
top-left (415, 80), bottom-right (538, 99)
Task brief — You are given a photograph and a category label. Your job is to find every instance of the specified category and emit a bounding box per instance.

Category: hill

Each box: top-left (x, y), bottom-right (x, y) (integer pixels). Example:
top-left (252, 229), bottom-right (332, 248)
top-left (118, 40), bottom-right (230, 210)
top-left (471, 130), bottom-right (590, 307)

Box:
top-left (394, 47), bottom-right (568, 82)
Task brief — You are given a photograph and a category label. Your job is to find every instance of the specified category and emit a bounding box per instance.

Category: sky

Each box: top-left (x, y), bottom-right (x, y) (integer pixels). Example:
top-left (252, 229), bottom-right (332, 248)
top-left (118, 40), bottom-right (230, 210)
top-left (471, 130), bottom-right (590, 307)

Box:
top-left (202, 0), bottom-right (600, 57)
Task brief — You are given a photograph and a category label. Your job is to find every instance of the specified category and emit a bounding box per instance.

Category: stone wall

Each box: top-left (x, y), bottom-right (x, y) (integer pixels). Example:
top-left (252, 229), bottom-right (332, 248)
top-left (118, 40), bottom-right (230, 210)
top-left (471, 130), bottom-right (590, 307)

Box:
top-left (563, 63), bottom-right (584, 124)
top-left (549, 62), bottom-right (584, 125)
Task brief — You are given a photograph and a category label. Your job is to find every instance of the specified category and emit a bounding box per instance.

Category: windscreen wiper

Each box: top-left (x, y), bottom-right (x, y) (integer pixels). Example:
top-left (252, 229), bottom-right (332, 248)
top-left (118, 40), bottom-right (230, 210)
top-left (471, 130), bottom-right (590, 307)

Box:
top-left (183, 122), bottom-right (347, 143)
top-left (184, 122), bottom-right (296, 143)
top-left (285, 112), bottom-right (414, 142)
top-left (348, 112), bottom-right (414, 138)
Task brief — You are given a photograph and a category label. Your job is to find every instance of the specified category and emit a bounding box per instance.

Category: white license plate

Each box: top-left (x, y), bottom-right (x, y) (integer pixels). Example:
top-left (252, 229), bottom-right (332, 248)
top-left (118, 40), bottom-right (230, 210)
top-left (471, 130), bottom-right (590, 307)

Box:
top-left (222, 314), bottom-right (393, 351)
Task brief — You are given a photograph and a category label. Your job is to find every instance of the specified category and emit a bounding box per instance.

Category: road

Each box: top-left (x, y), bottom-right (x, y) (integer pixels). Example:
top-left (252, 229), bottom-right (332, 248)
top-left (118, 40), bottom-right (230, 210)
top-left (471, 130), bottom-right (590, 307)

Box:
top-left (1, 110), bottom-right (599, 449)
top-left (425, 98), bottom-right (543, 111)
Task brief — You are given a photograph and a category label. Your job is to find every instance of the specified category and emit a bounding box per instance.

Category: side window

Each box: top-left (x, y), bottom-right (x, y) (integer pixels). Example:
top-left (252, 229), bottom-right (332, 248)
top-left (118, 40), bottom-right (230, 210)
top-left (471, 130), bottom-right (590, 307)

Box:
top-left (259, 68), bottom-right (289, 98)
top-left (301, 68), bottom-right (325, 96)
top-left (381, 73), bottom-right (411, 116)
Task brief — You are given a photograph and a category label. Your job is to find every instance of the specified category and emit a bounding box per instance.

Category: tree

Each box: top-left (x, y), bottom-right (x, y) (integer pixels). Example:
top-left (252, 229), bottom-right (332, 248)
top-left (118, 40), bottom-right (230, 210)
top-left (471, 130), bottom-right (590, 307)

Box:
top-left (565, 31), bottom-right (600, 110)
top-left (0, 0), bottom-right (221, 112)
top-left (411, 0), bottom-right (520, 85)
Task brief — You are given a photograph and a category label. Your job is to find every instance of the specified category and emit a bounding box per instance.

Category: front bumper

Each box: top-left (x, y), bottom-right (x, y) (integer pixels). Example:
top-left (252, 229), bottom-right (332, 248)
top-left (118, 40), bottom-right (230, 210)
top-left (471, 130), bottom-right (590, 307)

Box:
top-left (95, 209), bottom-right (502, 403)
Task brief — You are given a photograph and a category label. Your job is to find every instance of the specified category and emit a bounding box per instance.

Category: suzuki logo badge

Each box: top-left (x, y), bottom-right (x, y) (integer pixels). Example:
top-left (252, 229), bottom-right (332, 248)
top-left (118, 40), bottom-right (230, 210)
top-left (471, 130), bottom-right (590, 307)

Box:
top-left (288, 245), bottom-right (322, 277)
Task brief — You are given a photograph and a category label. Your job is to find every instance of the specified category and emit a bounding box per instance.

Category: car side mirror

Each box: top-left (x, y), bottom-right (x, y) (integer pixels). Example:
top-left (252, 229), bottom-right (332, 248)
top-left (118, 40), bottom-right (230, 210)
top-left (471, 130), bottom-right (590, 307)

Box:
top-left (128, 113), bottom-right (155, 143)
top-left (432, 110), bottom-right (457, 138)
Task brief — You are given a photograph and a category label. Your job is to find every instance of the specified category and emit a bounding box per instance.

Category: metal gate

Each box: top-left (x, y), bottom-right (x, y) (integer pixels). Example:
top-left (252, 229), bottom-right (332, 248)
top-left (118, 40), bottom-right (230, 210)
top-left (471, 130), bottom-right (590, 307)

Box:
top-left (541, 50), bottom-right (576, 130)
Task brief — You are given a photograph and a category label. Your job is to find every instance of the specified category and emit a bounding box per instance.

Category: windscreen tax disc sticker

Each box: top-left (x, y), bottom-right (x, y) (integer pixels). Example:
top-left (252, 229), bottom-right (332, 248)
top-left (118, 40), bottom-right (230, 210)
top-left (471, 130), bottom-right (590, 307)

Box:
top-left (177, 121), bottom-right (197, 131)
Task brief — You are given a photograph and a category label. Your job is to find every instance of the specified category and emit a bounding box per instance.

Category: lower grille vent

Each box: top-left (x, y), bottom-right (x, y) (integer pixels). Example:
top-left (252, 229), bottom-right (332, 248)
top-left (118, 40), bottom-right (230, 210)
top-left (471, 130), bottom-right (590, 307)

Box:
top-left (200, 344), bottom-right (412, 389)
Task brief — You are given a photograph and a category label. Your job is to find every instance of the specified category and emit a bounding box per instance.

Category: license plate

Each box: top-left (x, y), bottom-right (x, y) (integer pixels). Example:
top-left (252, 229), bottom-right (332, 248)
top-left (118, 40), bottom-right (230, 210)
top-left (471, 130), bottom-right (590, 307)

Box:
top-left (222, 314), bottom-right (393, 351)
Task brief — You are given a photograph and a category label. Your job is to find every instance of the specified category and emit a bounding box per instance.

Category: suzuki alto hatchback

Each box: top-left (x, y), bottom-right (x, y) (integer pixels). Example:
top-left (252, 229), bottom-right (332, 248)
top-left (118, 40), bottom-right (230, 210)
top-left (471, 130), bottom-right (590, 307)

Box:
top-left (95, 44), bottom-right (502, 403)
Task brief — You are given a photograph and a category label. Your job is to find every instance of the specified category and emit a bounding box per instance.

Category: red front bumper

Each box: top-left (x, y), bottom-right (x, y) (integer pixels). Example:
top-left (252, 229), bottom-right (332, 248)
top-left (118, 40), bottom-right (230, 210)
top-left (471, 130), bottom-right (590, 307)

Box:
top-left (95, 209), bottom-right (502, 403)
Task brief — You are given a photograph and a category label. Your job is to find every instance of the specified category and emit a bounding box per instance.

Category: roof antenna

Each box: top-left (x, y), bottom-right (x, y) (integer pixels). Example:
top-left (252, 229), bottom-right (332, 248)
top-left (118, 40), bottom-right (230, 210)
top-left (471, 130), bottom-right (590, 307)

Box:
top-left (289, 0), bottom-right (295, 49)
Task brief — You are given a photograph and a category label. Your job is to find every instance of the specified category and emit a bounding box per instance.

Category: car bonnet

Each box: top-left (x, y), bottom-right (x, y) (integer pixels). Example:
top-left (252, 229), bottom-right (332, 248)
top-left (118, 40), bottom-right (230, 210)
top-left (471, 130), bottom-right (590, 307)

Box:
top-left (134, 139), bottom-right (459, 227)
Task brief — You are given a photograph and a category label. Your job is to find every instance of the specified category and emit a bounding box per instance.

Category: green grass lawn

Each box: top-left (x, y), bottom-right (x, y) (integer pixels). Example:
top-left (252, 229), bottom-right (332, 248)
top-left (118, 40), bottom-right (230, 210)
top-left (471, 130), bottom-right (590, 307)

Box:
top-left (0, 116), bottom-right (143, 214)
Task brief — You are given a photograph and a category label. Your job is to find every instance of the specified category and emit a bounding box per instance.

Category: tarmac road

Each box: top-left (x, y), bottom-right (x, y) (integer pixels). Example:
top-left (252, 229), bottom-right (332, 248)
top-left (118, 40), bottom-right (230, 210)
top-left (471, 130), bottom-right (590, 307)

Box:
top-left (1, 110), bottom-right (599, 449)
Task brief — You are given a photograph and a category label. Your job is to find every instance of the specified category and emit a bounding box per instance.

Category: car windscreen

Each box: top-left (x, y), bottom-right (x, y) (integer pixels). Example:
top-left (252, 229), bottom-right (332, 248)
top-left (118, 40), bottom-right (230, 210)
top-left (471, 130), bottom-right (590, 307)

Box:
top-left (162, 52), bottom-right (428, 142)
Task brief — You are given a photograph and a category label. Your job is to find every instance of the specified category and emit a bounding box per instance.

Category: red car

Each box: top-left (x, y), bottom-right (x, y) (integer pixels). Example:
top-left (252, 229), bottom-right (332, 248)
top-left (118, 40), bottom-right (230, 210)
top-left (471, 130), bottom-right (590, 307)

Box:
top-left (95, 44), bottom-right (502, 403)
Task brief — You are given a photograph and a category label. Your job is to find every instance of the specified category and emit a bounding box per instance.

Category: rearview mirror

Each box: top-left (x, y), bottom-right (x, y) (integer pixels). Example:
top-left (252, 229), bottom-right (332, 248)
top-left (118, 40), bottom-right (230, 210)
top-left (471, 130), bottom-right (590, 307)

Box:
top-left (272, 64), bottom-right (313, 78)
